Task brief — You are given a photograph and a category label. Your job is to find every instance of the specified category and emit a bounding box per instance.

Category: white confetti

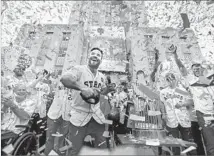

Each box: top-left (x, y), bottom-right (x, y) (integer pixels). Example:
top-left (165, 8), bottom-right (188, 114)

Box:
top-left (75, 130), bottom-right (79, 136)
top-left (98, 141), bottom-right (106, 147)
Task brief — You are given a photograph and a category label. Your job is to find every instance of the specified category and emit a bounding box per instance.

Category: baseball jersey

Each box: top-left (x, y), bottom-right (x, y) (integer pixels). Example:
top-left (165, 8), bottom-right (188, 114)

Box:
top-left (62, 65), bottom-right (107, 127)
top-left (160, 84), bottom-right (191, 128)
top-left (34, 82), bottom-right (50, 118)
top-left (6, 75), bottom-right (27, 90)
top-left (189, 84), bottom-right (214, 115)
top-left (184, 75), bottom-right (214, 115)
top-left (47, 80), bottom-right (73, 121)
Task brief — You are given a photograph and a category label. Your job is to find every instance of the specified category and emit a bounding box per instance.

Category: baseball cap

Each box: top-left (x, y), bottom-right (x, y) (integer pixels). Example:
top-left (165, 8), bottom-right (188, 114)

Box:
top-left (14, 64), bottom-right (26, 71)
top-left (191, 59), bottom-right (207, 68)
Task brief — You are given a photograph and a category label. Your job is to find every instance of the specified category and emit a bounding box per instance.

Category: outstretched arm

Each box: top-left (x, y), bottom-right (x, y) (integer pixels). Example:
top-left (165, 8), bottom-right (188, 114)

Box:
top-left (151, 48), bottom-right (161, 82)
top-left (2, 97), bottom-right (30, 120)
top-left (60, 67), bottom-right (94, 98)
top-left (173, 48), bottom-right (188, 76)
top-left (60, 73), bottom-right (84, 91)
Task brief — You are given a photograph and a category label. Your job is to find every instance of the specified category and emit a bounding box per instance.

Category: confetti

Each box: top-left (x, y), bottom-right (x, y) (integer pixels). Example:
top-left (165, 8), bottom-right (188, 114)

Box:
top-left (98, 141), bottom-right (106, 147)
top-left (2, 144), bottom-right (14, 154)
top-left (38, 144), bottom-right (45, 153)
top-left (37, 120), bottom-right (43, 124)
top-left (75, 130), bottom-right (79, 136)
top-left (52, 132), bottom-right (63, 137)
top-left (65, 138), bottom-right (72, 146)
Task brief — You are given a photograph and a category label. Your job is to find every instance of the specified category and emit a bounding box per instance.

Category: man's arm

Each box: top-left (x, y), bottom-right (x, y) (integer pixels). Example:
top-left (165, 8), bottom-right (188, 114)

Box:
top-left (60, 73), bottom-right (85, 91)
top-left (151, 48), bottom-right (161, 82)
top-left (60, 67), bottom-right (94, 98)
top-left (173, 49), bottom-right (188, 76)
top-left (27, 74), bottom-right (45, 89)
top-left (2, 98), bottom-right (30, 120)
top-left (11, 105), bottom-right (30, 120)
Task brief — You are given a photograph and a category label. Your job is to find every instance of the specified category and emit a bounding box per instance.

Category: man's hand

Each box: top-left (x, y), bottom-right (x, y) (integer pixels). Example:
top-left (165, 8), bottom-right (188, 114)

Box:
top-left (168, 44), bottom-right (177, 54)
top-left (80, 88), bottom-right (94, 98)
top-left (1, 97), bottom-right (14, 108)
top-left (175, 103), bottom-right (182, 109)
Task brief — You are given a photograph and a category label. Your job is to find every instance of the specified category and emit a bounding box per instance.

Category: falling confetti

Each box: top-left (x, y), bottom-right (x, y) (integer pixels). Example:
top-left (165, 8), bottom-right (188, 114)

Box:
top-left (98, 141), bottom-right (106, 147)
top-left (52, 132), bottom-right (63, 137)
top-left (37, 120), bottom-right (43, 124)
top-left (75, 130), bottom-right (79, 136)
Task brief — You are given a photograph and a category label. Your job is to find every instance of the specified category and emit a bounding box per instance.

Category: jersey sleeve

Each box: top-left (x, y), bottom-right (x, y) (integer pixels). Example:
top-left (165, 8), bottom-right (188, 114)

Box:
top-left (61, 65), bottom-right (82, 82)
top-left (159, 90), bottom-right (166, 103)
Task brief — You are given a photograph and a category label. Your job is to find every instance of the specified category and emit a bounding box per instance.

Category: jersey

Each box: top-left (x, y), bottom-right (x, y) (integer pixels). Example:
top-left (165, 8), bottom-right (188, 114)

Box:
top-left (184, 74), bottom-right (214, 115)
top-left (47, 80), bottom-right (73, 121)
top-left (6, 75), bottom-right (27, 90)
top-left (34, 82), bottom-right (50, 118)
top-left (63, 65), bottom-right (107, 127)
top-left (160, 84), bottom-right (191, 128)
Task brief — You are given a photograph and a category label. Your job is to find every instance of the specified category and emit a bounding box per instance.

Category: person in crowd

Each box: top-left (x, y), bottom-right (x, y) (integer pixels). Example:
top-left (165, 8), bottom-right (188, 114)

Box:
top-left (6, 64), bottom-right (28, 89)
top-left (116, 85), bottom-right (129, 109)
top-left (171, 47), bottom-right (212, 155)
top-left (60, 47), bottom-right (113, 156)
top-left (150, 44), bottom-right (186, 91)
top-left (34, 73), bottom-right (51, 119)
top-left (188, 101), bottom-right (206, 155)
top-left (160, 72), bottom-right (196, 155)
top-left (44, 78), bottom-right (72, 155)
top-left (136, 70), bottom-right (149, 87)
top-left (186, 62), bottom-right (214, 155)
top-left (1, 84), bottom-right (37, 147)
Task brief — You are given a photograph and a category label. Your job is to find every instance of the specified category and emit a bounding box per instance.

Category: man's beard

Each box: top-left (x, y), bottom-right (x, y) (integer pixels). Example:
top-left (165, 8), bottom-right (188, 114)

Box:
top-left (88, 59), bottom-right (101, 69)
top-left (15, 95), bottom-right (26, 103)
top-left (15, 72), bottom-right (23, 77)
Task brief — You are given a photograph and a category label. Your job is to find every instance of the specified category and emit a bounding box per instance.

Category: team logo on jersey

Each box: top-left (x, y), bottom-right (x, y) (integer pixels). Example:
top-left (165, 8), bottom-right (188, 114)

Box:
top-left (84, 81), bottom-right (102, 88)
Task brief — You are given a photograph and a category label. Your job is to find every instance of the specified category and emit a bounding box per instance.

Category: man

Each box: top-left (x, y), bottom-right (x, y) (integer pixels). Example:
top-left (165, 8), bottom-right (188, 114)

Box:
top-left (1, 84), bottom-right (37, 149)
top-left (6, 64), bottom-right (28, 90)
top-left (160, 72), bottom-right (196, 155)
top-left (44, 79), bottom-right (71, 155)
top-left (60, 47), bottom-right (112, 155)
top-left (34, 76), bottom-right (50, 118)
top-left (187, 62), bottom-right (214, 155)
top-left (150, 45), bottom-right (185, 91)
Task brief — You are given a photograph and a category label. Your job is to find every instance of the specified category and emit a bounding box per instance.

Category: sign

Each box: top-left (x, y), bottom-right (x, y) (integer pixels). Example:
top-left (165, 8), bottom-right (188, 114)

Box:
top-left (99, 60), bottom-right (127, 72)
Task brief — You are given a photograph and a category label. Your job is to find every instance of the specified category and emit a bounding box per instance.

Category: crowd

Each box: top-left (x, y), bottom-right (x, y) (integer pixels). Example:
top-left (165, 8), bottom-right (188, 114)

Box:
top-left (1, 45), bottom-right (214, 156)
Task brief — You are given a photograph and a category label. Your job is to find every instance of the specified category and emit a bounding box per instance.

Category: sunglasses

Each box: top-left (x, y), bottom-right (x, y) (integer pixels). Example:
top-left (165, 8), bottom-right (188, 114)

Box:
top-left (15, 68), bottom-right (25, 72)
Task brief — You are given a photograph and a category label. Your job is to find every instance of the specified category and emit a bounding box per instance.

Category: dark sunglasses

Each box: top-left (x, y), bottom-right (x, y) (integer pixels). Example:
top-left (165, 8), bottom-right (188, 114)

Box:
top-left (15, 67), bottom-right (25, 72)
